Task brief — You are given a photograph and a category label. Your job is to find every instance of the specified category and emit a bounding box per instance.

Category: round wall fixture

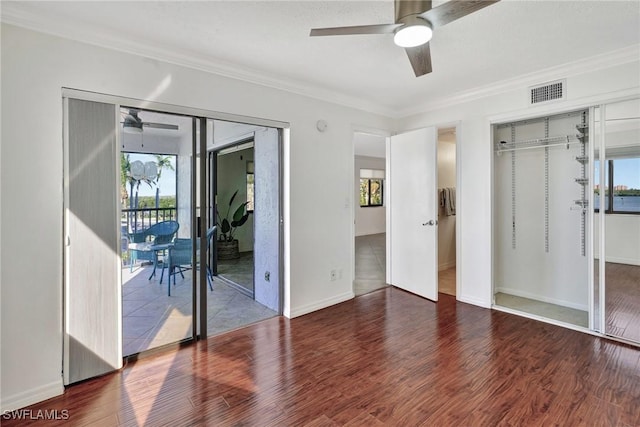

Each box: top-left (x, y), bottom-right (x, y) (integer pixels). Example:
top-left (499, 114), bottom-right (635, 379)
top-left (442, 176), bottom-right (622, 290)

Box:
top-left (316, 120), bottom-right (328, 132)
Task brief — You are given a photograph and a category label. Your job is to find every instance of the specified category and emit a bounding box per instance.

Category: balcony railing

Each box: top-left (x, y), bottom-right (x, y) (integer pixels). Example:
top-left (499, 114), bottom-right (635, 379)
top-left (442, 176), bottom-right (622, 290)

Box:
top-left (122, 207), bottom-right (177, 234)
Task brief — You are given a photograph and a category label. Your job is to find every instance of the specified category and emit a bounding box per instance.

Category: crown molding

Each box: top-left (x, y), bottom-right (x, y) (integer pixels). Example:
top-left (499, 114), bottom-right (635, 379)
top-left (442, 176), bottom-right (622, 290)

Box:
top-left (0, 6), bottom-right (397, 118)
top-left (2, 5), bottom-right (638, 121)
top-left (397, 44), bottom-right (640, 118)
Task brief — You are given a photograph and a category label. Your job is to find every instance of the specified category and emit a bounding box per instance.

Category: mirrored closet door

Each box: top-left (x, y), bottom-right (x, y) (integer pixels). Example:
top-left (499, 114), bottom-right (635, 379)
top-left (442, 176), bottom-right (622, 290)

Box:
top-left (596, 98), bottom-right (640, 343)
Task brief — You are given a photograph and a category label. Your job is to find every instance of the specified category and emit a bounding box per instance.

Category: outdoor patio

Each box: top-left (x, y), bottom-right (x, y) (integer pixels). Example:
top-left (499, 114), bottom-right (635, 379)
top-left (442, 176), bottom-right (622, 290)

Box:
top-left (122, 264), bottom-right (277, 356)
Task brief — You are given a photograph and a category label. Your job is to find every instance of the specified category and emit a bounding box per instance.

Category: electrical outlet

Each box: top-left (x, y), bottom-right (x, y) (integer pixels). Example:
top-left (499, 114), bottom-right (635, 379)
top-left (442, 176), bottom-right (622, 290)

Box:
top-left (330, 270), bottom-right (337, 281)
top-left (264, 271), bottom-right (270, 282)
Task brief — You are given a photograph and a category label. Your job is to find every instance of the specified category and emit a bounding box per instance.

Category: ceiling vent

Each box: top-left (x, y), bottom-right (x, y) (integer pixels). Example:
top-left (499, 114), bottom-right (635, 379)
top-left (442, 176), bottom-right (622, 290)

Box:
top-left (529, 80), bottom-right (565, 105)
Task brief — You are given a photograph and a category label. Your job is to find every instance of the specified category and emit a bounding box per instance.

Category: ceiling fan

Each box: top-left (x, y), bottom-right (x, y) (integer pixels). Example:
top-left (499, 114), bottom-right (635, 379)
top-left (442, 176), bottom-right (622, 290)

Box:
top-left (122, 109), bottom-right (179, 133)
top-left (310, 0), bottom-right (500, 77)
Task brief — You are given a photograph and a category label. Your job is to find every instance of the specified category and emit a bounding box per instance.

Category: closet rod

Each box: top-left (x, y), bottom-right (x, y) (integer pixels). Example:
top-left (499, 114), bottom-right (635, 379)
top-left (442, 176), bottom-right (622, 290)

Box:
top-left (495, 135), bottom-right (581, 154)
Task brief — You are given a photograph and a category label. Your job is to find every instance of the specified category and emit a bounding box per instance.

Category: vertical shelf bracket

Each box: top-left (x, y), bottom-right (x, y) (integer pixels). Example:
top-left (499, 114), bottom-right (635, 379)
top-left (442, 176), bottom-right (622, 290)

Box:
top-left (579, 111), bottom-right (588, 256)
top-left (511, 124), bottom-right (516, 249)
top-left (544, 118), bottom-right (550, 253)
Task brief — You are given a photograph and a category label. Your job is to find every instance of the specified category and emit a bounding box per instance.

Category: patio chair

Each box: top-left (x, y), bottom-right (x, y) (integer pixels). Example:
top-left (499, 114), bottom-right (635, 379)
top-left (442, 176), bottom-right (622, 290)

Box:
top-left (166, 225), bottom-right (217, 296)
top-left (128, 220), bottom-right (179, 279)
top-left (166, 238), bottom-right (192, 295)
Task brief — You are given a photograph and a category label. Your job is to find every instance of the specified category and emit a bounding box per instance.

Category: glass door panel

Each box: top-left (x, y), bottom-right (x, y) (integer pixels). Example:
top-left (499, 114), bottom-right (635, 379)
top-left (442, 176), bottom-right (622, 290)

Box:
top-left (120, 108), bottom-right (197, 356)
top-left (602, 98), bottom-right (640, 343)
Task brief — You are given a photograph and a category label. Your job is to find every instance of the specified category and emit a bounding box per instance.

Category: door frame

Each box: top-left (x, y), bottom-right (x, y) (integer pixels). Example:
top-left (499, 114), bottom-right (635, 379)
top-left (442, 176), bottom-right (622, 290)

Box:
top-left (350, 126), bottom-right (392, 296)
top-left (62, 88), bottom-right (288, 368)
top-left (209, 128), bottom-right (285, 315)
top-left (435, 122), bottom-right (462, 299)
top-left (357, 122), bottom-right (462, 300)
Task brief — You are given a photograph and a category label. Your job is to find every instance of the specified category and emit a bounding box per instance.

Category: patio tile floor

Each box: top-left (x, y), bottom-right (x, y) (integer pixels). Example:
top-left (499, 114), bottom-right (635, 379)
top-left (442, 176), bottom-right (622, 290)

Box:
top-left (122, 264), bottom-right (277, 356)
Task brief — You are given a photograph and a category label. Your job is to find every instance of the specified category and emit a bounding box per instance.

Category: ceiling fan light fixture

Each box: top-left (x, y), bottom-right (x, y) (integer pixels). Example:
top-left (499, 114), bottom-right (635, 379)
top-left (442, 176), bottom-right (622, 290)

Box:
top-left (123, 110), bottom-right (143, 133)
top-left (393, 23), bottom-right (432, 48)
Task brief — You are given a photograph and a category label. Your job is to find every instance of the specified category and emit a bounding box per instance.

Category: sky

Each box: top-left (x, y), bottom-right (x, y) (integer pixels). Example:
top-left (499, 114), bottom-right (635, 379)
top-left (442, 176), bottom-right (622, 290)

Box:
top-left (128, 153), bottom-right (177, 197)
top-left (614, 158), bottom-right (640, 189)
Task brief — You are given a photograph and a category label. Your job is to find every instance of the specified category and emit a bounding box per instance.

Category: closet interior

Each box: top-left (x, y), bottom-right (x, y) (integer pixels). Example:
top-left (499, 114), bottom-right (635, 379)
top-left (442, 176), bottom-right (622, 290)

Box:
top-left (493, 109), bottom-right (591, 327)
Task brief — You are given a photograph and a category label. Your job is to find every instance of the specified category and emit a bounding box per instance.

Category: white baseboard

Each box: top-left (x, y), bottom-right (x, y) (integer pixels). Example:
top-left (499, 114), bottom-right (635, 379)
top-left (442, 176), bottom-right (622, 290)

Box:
top-left (1, 380), bottom-right (64, 412)
top-left (496, 286), bottom-right (588, 312)
top-left (593, 256), bottom-right (640, 266)
top-left (289, 291), bottom-right (355, 318)
top-left (605, 256), bottom-right (640, 266)
top-left (355, 230), bottom-right (386, 237)
top-left (457, 294), bottom-right (491, 309)
top-left (438, 261), bottom-right (456, 271)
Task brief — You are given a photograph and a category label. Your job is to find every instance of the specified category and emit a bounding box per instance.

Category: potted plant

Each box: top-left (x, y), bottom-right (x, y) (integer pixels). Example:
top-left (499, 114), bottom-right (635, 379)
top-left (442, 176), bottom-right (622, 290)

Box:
top-left (216, 189), bottom-right (250, 260)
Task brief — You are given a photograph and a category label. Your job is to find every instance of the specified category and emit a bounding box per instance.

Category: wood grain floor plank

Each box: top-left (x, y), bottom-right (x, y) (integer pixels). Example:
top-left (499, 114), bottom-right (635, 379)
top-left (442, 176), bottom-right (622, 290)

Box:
top-left (4, 287), bottom-right (639, 426)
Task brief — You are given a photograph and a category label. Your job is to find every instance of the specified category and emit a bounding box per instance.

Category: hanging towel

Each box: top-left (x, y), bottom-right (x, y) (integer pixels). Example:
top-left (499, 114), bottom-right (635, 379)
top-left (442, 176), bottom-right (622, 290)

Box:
top-left (444, 187), bottom-right (456, 216)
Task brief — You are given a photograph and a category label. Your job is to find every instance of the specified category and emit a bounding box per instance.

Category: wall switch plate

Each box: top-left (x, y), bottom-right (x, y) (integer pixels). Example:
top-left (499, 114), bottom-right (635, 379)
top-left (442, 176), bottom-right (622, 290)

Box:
top-left (330, 270), bottom-right (337, 281)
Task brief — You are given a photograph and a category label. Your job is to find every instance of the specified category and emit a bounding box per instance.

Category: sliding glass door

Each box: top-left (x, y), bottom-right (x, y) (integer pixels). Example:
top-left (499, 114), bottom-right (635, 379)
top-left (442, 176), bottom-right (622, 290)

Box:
top-left (595, 98), bottom-right (640, 343)
top-left (64, 90), bottom-right (284, 382)
top-left (120, 109), bottom-right (205, 356)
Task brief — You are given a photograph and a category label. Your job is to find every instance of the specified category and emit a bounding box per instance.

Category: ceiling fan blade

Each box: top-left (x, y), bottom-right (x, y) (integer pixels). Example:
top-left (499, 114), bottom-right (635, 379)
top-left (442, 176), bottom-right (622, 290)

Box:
top-left (420, 1), bottom-right (500, 28)
top-left (405, 43), bottom-right (432, 77)
top-left (143, 123), bottom-right (179, 130)
top-left (310, 23), bottom-right (402, 37)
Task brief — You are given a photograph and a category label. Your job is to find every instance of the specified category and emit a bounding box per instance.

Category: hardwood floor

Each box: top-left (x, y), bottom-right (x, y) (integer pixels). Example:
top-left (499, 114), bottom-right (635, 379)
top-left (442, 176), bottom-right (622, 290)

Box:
top-left (606, 262), bottom-right (640, 343)
top-left (6, 288), bottom-right (640, 426)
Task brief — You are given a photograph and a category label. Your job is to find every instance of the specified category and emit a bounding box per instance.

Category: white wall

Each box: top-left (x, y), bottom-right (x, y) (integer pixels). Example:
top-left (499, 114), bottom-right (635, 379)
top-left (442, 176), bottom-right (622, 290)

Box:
top-left (354, 155), bottom-right (386, 236)
top-left (594, 214), bottom-right (640, 266)
top-left (437, 133), bottom-right (456, 270)
top-left (0, 24), bottom-right (393, 411)
top-left (397, 55), bottom-right (640, 309)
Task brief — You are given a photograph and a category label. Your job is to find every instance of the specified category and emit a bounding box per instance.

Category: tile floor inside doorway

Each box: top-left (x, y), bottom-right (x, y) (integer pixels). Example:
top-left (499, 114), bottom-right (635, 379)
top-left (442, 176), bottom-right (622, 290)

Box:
top-left (354, 233), bottom-right (387, 296)
top-left (122, 265), bottom-right (276, 356)
top-left (355, 233), bottom-right (457, 297)
top-left (217, 251), bottom-right (254, 295)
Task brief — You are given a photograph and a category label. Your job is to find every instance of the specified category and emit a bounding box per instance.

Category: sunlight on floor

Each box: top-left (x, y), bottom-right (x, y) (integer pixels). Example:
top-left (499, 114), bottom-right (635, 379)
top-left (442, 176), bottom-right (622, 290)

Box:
top-left (122, 265), bottom-right (277, 356)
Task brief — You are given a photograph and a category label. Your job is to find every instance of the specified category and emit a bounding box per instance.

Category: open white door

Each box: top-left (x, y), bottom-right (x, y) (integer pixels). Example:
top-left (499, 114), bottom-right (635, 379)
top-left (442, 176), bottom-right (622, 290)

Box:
top-left (387, 127), bottom-right (438, 301)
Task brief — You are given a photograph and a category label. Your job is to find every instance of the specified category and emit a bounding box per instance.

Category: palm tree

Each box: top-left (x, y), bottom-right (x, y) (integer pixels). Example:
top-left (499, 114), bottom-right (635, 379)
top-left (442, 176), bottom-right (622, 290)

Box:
top-left (121, 153), bottom-right (132, 208)
top-left (154, 155), bottom-right (175, 208)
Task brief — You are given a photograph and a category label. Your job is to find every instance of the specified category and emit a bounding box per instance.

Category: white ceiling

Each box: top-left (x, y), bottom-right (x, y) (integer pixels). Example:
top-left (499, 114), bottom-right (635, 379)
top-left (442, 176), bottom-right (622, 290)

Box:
top-left (354, 132), bottom-right (386, 158)
top-left (3, 1), bottom-right (640, 116)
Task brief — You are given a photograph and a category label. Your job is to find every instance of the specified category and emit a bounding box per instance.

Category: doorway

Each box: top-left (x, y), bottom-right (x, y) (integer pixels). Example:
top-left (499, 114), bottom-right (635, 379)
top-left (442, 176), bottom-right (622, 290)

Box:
top-left (372, 126), bottom-right (458, 302)
top-left (214, 141), bottom-right (256, 297)
top-left (208, 121), bottom-right (282, 335)
top-left (64, 90), bottom-right (286, 383)
top-left (437, 127), bottom-right (457, 297)
top-left (492, 109), bottom-right (591, 328)
top-left (353, 132), bottom-right (388, 296)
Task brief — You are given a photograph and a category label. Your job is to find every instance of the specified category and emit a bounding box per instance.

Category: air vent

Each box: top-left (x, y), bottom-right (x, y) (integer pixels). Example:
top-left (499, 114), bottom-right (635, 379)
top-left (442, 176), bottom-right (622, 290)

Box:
top-left (529, 80), bottom-right (565, 105)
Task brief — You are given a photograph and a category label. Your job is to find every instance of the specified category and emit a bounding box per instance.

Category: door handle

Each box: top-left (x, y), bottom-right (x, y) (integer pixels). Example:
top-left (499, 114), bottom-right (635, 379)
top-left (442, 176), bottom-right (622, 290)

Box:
top-left (422, 220), bottom-right (437, 226)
